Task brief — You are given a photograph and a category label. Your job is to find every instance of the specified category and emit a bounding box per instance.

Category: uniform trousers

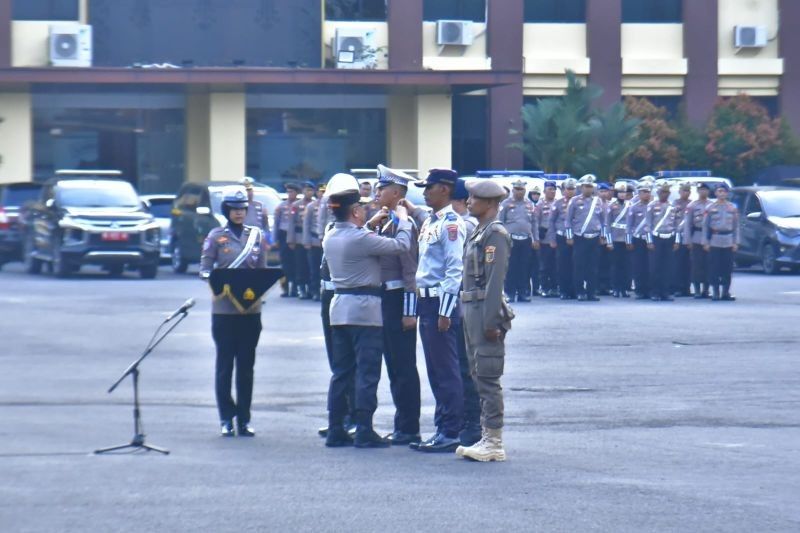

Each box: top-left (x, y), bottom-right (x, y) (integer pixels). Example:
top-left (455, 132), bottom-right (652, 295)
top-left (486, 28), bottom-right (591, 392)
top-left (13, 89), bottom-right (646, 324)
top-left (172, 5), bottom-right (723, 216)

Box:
top-left (538, 230), bottom-right (557, 293)
top-left (418, 296), bottom-right (464, 438)
top-left (328, 325), bottom-right (384, 428)
top-left (212, 313), bottom-right (262, 424)
top-left (690, 244), bottom-right (710, 286)
top-left (321, 289), bottom-right (355, 421)
top-left (631, 238), bottom-right (650, 297)
top-left (381, 289), bottom-right (421, 435)
top-left (672, 245), bottom-right (691, 294)
top-left (307, 246), bottom-right (323, 297)
top-left (294, 244), bottom-right (310, 289)
top-left (709, 246), bottom-right (734, 288)
top-left (505, 237), bottom-right (532, 298)
top-left (598, 241), bottom-right (612, 293)
top-left (277, 230), bottom-right (295, 285)
top-left (462, 303), bottom-right (505, 430)
top-left (556, 234), bottom-right (575, 297)
top-left (573, 235), bottom-right (600, 297)
top-left (611, 241), bottom-right (631, 293)
top-left (529, 245), bottom-right (540, 295)
top-left (456, 315), bottom-right (482, 432)
top-left (649, 235), bottom-right (675, 298)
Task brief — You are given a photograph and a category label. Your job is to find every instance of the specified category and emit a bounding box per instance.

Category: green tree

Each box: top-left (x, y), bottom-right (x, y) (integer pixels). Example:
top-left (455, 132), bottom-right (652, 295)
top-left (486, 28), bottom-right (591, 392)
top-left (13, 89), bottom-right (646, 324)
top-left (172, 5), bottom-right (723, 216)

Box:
top-left (619, 97), bottom-right (680, 178)
top-left (576, 103), bottom-right (641, 180)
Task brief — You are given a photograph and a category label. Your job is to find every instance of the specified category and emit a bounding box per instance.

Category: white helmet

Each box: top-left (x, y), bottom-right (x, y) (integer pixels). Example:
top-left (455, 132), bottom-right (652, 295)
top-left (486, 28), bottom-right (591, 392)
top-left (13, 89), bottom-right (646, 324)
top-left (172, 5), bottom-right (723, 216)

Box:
top-left (324, 173), bottom-right (359, 197)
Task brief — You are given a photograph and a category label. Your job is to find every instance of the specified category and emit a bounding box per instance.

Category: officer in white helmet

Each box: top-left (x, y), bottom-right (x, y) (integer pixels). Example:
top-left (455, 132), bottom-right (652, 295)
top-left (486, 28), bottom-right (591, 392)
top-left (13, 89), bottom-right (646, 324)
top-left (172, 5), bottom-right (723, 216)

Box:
top-left (321, 173), bottom-right (415, 449)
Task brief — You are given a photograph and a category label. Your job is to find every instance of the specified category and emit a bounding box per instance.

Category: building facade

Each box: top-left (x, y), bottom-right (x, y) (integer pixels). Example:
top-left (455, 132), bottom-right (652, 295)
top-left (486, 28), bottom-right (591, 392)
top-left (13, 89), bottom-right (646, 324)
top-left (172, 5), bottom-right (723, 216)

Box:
top-left (0, 0), bottom-right (797, 192)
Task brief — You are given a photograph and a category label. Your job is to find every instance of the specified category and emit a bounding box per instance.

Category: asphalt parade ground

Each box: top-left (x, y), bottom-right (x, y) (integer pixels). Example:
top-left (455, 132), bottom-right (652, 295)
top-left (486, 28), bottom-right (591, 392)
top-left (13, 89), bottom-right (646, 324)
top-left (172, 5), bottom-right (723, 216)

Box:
top-left (1, 263), bottom-right (799, 532)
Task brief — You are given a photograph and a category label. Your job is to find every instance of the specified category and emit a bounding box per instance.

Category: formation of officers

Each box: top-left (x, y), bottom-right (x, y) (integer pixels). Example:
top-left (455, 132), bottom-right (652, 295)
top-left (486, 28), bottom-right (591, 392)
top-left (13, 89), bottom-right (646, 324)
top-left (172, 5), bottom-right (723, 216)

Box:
top-left (499, 174), bottom-right (741, 303)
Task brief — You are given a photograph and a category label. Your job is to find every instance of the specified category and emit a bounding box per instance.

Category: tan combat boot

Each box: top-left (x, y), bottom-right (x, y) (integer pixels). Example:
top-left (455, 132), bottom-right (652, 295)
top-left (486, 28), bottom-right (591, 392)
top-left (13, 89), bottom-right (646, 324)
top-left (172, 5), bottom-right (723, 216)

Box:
top-left (455, 428), bottom-right (487, 458)
top-left (460, 428), bottom-right (506, 462)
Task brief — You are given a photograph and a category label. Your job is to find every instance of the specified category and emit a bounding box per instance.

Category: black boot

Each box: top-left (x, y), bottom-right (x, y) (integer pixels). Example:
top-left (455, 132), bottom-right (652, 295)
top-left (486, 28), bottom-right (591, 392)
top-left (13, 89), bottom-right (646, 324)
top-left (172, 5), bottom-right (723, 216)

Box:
top-left (692, 283), bottom-right (702, 299)
top-left (300, 285), bottom-right (313, 300)
top-left (711, 285), bottom-right (720, 301)
top-left (325, 424), bottom-right (354, 447)
top-left (289, 282), bottom-right (298, 297)
top-left (354, 426), bottom-right (391, 448)
top-left (721, 286), bottom-right (736, 301)
top-left (700, 284), bottom-right (710, 299)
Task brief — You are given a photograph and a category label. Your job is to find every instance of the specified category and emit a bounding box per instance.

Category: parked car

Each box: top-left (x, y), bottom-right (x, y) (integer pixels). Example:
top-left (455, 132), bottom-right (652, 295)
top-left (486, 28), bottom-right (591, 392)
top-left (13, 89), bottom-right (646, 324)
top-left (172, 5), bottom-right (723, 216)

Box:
top-left (170, 181), bottom-right (281, 273)
top-left (140, 194), bottom-right (176, 264)
top-left (731, 186), bottom-right (800, 274)
top-left (0, 182), bottom-right (43, 268)
top-left (23, 171), bottom-right (161, 278)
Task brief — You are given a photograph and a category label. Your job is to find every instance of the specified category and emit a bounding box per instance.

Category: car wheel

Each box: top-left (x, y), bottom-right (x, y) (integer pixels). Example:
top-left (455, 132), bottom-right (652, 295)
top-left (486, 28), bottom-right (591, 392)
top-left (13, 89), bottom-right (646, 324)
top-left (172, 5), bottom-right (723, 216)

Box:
top-left (171, 242), bottom-right (188, 274)
top-left (140, 262), bottom-right (158, 279)
top-left (52, 242), bottom-right (71, 279)
top-left (761, 243), bottom-right (780, 275)
top-left (24, 235), bottom-right (43, 274)
top-left (107, 264), bottom-right (125, 277)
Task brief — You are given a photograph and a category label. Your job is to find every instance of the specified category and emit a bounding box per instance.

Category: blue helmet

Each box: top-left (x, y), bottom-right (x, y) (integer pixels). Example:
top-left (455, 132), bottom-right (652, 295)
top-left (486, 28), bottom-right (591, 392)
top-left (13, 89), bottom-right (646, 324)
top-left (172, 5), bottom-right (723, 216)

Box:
top-left (221, 188), bottom-right (248, 220)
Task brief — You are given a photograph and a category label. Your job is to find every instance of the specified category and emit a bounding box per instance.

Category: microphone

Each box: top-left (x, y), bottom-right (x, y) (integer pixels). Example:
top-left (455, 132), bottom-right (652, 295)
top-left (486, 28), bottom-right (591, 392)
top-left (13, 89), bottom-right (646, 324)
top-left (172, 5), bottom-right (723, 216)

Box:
top-left (165, 298), bottom-right (195, 321)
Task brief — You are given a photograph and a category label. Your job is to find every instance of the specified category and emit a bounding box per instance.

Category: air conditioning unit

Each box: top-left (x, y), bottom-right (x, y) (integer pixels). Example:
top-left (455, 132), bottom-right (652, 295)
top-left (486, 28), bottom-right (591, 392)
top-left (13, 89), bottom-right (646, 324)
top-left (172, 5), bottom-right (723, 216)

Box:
top-left (334, 27), bottom-right (375, 70)
top-left (436, 20), bottom-right (474, 46)
top-left (49, 24), bottom-right (92, 67)
top-left (734, 25), bottom-right (767, 48)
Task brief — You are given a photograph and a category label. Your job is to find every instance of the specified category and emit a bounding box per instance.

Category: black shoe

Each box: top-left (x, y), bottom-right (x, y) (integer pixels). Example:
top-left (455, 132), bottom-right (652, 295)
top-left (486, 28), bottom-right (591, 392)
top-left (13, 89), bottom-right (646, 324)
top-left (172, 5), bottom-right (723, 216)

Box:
top-left (577, 294), bottom-right (587, 301)
top-left (458, 426), bottom-right (482, 447)
top-left (587, 295), bottom-right (600, 302)
top-left (237, 423), bottom-right (255, 437)
top-left (325, 426), bottom-right (354, 447)
top-left (635, 294), bottom-right (649, 300)
top-left (661, 295), bottom-right (674, 302)
top-left (517, 296), bottom-right (531, 303)
top-left (721, 292), bottom-right (736, 301)
top-left (416, 433), bottom-right (461, 453)
top-left (620, 291), bottom-right (630, 298)
top-left (693, 292), bottom-right (703, 299)
top-left (409, 433), bottom-right (439, 451)
top-left (385, 431), bottom-right (421, 446)
top-left (547, 290), bottom-right (558, 298)
top-left (354, 428), bottom-right (391, 448)
top-left (598, 289), bottom-right (612, 296)
top-left (612, 291), bottom-right (620, 298)
top-left (711, 286), bottom-right (721, 301)
top-left (220, 420), bottom-right (235, 437)
top-left (318, 426), bottom-right (329, 438)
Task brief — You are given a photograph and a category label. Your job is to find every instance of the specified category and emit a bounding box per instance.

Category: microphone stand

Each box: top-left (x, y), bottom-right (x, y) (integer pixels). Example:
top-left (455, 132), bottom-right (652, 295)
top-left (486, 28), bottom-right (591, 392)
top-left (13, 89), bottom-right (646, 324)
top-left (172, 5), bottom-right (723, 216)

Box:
top-left (94, 310), bottom-right (190, 455)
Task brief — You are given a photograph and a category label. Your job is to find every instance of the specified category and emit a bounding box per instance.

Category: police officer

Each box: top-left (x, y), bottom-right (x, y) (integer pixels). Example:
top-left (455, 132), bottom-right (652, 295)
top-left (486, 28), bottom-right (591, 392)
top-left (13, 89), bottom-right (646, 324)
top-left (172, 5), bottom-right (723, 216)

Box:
top-left (549, 178), bottom-right (577, 299)
top-left (534, 181), bottom-right (558, 297)
top-left (672, 183), bottom-right (692, 297)
top-left (275, 183), bottom-right (300, 297)
top-left (500, 179), bottom-right (535, 302)
top-left (200, 188), bottom-right (266, 437)
top-left (359, 180), bottom-right (381, 220)
top-left (288, 182), bottom-right (315, 300)
top-left (567, 175), bottom-right (606, 301)
top-left (684, 183), bottom-right (713, 298)
top-left (703, 184), bottom-right (740, 301)
top-left (528, 185), bottom-right (542, 297)
top-left (626, 184), bottom-right (652, 300)
top-left (451, 178), bottom-right (478, 237)
top-left (303, 183), bottom-right (325, 302)
top-left (606, 181), bottom-right (632, 297)
top-left (646, 180), bottom-right (681, 301)
top-left (322, 173), bottom-right (414, 448)
top-left (456, 179), bottom-right (513, 463)
top-left (371, 165), bottom-right (422, 445)
top-left (241, 177), bottom-right (271, 240)
top-left (596, 183), bottom-right (613, 295)
top-left (412, 168), bottom-right (466, 453)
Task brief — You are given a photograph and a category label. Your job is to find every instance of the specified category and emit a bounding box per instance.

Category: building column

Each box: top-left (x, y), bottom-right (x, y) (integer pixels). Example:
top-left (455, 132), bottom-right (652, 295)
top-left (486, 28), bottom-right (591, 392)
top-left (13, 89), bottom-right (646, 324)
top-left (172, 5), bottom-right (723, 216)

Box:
top-left (387, 93), bottom-right (452, 173)
top-left (780, 0), bottom-right (800, 134)
top-left (487, 0), bottom-right (524, 169)
top-left (185, 92), bottom-right (246, 183)
top-left (0, 93), bottom-right (33, 183)
top-left (587, 0), bottom-right (622, 108)
top-left (683, 0), bottom-right (718, 127)
top-left (388, 0), bottom-right (422, 70)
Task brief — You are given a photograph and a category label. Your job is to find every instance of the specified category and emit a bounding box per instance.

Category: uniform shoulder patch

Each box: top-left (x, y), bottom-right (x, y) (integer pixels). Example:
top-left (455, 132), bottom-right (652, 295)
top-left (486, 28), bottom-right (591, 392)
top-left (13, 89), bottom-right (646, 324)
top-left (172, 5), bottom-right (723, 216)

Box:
top-left (485, 245), bottom-right (496, 263)
top-left (447, 224), bottom-right (459, 241)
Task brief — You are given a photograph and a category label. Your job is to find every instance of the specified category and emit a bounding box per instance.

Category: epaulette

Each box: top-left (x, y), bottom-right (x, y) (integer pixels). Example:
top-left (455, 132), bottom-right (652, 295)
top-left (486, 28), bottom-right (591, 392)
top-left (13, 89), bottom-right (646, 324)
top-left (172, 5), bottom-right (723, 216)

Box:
top-left (444, 212), bottom-right (459, 222)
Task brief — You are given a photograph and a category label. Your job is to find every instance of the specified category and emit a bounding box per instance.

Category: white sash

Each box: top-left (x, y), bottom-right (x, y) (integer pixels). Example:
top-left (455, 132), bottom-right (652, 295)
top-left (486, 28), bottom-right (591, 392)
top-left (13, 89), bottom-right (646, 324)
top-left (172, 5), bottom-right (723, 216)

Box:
top-left (579, 196), bottom-right (599, 235)
top-left (652, 205), bottom-right (674, 235)
top-left (228, 227), bottom-right (260, 269)
top-left (611, 201), bottom-right (629, 229)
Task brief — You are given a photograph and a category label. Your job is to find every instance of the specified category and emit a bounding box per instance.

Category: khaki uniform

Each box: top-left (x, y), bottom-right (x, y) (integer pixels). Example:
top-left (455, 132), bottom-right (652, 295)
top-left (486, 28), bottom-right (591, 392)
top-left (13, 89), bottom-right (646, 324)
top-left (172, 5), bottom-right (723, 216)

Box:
top-left (461, 219), bottom-right (513, 430)
top-left (200, 225), bottom-right (266, 314)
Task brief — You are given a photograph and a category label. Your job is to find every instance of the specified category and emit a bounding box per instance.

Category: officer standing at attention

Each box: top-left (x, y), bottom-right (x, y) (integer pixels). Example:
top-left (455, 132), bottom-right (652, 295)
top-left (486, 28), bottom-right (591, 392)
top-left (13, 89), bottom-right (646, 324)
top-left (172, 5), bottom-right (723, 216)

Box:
top-left (288, 182), bottom-right (315, 300)
top-left (322, 173), bottom-right (414, 448)
top-left (527, 185), bottom-right (542, 298)
top-left (626, 183), bottom-right (652, 300)
top-left (534, 181), bottom-right (557, 297)
top-left (456, 179), bottom-right (513, 463)
top-left (566, 175), bottom-right (606, 301)
top-left (451, 178), bottom-right (478, 237)
top-left (672, 183), bottom-right (693, 297)
top-left (596, 183), bottom-right (613, 295)
top-left (606, 181), bottom-right (632, 297)
top-left (200, 188), bottom-right (266, 437)
top-left (499, 179), bottom-right (535, 302)
top-left (549, 178), bottom-right (578, 299)
top-left (703, 184), bottom-right (740, 301)
top-left (412, 168), bottom-right (467, 453)
top-left (274, 183), bottom-right (300, 297)
top-left (303, 183), bottom-right (325, 302)
top-left (370, 165), bottom-right (422, 446)
top-left (684, 183), bottom-right (713, 298)
top-left (646, 180), bottom-right (681, 301)
top-left (241, 177), bottom-right (271, 244)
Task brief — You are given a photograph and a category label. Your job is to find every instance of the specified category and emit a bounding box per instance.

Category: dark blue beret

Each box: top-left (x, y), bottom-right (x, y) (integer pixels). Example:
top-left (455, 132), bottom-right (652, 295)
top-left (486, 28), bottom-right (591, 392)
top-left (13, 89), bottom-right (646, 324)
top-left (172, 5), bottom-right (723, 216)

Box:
top-left (415, 168), bottom-right (459, 188)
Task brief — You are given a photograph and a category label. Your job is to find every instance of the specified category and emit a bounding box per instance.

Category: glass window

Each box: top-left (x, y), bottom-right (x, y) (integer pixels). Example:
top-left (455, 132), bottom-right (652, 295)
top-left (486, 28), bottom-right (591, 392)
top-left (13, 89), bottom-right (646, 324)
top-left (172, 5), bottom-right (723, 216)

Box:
top-left (424, 0), bottom-right (486, 22)
top-left (622, 0), bottom-right (681, 23)
top-left (325, 0), bottom-right (386, 21)
top-left (3, 185), bottom-right (42, 207)
top-left (452, 95), bottom-right (487, 175)
top-left (744, 194), bottom-right (762, 215)
top-left (247, 108), bottom-right (386, 189)
top-left (13, 0), bottom-right (78, 20)
top-left (760, 191), bottom-right (800, 218)
top-left (524, 0), bottom-right (585, 23)
top-left (55, 180), bottom-right (141, 208)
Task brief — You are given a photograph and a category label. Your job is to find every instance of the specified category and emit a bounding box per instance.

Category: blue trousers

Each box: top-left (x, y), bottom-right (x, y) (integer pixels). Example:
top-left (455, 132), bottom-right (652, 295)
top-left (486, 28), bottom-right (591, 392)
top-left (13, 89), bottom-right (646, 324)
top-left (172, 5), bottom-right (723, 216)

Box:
top-left (418, 297), bottom-right (464, 438)
top-left (381, 289), bottom-right (421, 435)
top-left (328, 325), bottom-right (383, 428)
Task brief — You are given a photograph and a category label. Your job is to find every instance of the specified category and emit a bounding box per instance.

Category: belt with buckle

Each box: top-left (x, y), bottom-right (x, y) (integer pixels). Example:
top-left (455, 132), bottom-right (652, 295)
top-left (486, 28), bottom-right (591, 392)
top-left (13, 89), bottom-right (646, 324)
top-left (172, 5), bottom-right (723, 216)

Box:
top-left (461, 289), bottom-right (486, 303)
top-left (654, 232), bottom-right (674, 239)
top-left (383, 280), bottom-right (405, 291)
top-left (580, 233), bottom-right (600, 239)
top-left (511, 234), bottom-right (530, 241)
top-left (417, 287), bottom-right (440, 298)
top-left (712, 230), bottom-right (733, 235)
top-left (556, 230), bottom-right (565, 236)
top-left (321, 281), bottom-right (336, 292)
top-left (334, 286), bottom-right (382, 297)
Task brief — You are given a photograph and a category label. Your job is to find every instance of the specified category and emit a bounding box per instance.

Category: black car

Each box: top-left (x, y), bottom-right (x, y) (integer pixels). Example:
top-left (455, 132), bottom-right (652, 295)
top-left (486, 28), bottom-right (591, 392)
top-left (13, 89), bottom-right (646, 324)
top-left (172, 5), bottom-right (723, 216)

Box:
top-left (732, 186), bottom-right (800, 274)
top-left (0, 182), bottom-right (43, 268)
top-left (23, 172), bottom-right (161, 278)
top-left (170, 181), bottom-right (280, 273)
